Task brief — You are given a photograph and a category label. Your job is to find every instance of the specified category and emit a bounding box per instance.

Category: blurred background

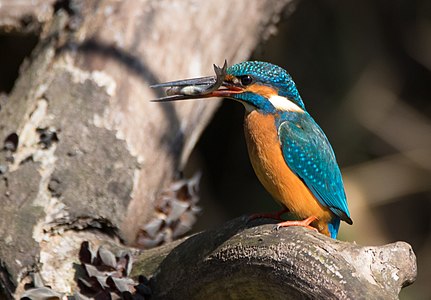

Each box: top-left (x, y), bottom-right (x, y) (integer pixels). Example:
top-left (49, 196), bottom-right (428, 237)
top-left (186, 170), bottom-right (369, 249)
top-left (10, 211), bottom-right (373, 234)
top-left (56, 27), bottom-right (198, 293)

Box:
top-left (185, 0), bottom-right (431, 299)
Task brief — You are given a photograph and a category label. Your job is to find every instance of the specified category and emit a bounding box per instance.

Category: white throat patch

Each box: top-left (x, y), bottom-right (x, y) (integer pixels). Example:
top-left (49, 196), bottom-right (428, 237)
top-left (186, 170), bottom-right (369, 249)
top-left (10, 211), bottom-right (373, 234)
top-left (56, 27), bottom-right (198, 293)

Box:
top-left (268, 95), bottom-right (304, 112)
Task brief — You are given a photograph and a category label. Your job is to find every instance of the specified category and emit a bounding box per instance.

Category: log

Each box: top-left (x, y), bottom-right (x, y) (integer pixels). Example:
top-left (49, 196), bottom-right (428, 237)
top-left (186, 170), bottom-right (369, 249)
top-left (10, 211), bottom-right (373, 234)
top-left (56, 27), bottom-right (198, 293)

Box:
top-left (0, 0), bottom-right (295, 298)
top-left (133, 217), bottom-right (417, 300)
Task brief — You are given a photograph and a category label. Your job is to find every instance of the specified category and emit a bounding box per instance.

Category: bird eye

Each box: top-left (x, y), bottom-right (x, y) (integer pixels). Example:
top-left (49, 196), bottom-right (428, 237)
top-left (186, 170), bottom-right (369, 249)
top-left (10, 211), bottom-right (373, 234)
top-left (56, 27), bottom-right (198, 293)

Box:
top-left (239, 75), bottom-right (254, 86)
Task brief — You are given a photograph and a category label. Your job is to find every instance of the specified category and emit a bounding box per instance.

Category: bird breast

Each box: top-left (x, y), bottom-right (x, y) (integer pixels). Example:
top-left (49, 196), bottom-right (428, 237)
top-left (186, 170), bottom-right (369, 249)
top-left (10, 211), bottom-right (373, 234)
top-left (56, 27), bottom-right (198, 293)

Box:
top-left (243, 110), bottom-right (333, 228)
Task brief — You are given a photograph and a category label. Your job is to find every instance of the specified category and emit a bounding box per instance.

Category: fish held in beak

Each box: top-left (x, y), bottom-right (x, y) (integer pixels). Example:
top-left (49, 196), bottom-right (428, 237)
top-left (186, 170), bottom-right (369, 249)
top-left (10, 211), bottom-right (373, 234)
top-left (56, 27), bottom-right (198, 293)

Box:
top-left (150, 60), bottom-right (241, 102)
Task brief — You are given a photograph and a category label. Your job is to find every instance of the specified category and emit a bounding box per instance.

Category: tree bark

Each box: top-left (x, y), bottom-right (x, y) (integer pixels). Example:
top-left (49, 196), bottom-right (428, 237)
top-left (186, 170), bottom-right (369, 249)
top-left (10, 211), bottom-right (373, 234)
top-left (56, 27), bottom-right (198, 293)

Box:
top-left (133, 217), bottom-right (417, 300)
top-left (0, 0), bottom-right (55, 34)
top-left (0, 0), bottom-right (294, 298)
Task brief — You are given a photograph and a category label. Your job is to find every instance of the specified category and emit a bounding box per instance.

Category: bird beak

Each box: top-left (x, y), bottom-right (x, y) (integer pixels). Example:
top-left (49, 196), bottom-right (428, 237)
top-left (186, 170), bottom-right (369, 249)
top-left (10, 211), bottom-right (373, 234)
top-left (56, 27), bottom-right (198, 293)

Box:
top-left (150, 60), bottom-right (242, 102)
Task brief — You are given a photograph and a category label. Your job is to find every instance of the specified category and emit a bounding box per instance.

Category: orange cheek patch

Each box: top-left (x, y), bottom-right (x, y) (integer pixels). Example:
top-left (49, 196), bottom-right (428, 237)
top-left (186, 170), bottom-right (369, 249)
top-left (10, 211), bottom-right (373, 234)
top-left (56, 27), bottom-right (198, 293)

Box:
top-left (224, 75), bottom-right (234, 81)
top-left (245, 84), bottom-right (278, 98)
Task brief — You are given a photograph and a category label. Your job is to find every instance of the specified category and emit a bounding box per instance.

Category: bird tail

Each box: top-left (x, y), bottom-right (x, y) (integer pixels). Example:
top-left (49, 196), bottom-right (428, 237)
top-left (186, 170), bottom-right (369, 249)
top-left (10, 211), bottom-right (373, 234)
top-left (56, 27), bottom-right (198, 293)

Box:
top-left (328, 217), bottom-right (341, 239)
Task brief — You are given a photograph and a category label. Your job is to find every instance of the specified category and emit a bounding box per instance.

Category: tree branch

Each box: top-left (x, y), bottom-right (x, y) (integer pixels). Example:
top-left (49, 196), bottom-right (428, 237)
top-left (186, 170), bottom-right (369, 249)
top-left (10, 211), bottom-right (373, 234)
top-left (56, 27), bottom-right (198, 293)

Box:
top-left (133, 217), bottom-right (417, 299)
top-left (0, 0), bottom-right (296, 297)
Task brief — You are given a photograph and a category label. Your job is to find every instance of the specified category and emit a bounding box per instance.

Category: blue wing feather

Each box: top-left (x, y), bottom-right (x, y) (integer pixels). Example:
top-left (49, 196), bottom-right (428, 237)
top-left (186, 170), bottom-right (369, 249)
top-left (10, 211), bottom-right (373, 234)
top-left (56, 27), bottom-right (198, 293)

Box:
top-left (276, 112), bottom-right (352, 224)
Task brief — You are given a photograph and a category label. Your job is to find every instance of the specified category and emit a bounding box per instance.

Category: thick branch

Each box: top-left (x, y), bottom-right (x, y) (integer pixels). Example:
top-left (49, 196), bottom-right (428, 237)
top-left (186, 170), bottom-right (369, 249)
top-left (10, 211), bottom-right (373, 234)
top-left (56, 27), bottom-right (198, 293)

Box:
top-left (133, 217), bottom-right (417, 300)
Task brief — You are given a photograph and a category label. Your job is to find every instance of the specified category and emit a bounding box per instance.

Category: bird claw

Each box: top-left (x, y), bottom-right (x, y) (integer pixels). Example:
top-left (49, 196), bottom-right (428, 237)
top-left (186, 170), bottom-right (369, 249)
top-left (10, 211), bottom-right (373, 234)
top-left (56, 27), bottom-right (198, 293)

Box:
top-left (273, 216), bottom-right (319, 233)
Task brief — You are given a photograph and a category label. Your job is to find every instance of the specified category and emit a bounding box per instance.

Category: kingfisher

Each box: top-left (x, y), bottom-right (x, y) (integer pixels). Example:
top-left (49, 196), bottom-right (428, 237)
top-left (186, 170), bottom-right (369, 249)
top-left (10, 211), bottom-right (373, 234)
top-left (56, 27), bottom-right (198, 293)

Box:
top-left (151, 61), bottom-right (353, 239)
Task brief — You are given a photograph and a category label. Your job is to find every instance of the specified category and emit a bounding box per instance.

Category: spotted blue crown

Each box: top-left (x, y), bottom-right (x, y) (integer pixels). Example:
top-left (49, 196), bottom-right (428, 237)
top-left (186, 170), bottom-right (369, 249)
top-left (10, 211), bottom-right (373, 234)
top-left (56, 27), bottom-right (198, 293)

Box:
top-left (227, 61), bottom-right (305, 110)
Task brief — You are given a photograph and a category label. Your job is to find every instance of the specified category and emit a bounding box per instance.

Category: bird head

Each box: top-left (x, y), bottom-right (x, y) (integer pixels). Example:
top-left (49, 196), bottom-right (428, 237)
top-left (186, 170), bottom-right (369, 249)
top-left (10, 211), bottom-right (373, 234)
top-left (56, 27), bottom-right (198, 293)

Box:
top-left (152, 61), bottom-right (305, 114)
top-left (224, 61), bottom-right (305, 113)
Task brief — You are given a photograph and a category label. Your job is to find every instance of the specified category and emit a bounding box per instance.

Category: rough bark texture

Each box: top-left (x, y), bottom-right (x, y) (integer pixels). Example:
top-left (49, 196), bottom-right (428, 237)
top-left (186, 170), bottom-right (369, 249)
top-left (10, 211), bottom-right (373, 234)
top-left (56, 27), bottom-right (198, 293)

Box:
top-left (133, 217), bottom-right (417, 300)
top-left (0, 0), bottom-right (296, 298)
top-left (0, 0), bottom-right (55, 34)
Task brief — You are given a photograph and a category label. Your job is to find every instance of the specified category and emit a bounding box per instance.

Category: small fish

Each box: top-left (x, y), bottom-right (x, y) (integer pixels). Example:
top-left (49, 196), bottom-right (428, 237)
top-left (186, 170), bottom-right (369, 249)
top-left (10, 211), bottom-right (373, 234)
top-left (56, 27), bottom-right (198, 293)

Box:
top-left (151, 60), bottom-right (227, 101)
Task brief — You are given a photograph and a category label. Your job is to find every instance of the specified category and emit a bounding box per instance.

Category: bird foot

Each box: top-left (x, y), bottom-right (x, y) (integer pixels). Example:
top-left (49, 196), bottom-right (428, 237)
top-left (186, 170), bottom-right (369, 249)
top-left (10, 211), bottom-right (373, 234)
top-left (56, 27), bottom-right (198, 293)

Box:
top-left (248, 208), bottom-right (289, 222)
top-left (274, 215), bottom-right (319, 232)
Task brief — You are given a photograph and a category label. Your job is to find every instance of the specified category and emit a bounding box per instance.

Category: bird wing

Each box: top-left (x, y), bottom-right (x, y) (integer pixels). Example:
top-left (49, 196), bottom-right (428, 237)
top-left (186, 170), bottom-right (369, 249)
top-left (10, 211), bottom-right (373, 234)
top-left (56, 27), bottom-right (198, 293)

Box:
top-left (278, 116), bottom-right (352, 224)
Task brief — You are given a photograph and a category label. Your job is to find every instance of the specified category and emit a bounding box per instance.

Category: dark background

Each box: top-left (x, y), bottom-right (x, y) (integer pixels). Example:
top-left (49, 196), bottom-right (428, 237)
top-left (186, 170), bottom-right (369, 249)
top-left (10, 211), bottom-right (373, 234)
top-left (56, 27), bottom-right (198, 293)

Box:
top-left (187, 1), bottom-right (431, 299)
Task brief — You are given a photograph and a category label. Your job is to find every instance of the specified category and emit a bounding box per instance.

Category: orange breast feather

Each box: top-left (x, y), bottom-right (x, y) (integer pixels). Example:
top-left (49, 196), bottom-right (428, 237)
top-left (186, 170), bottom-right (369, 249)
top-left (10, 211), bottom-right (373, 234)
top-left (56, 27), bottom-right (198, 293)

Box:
top-left (244, 111), bottom-right (332, 232)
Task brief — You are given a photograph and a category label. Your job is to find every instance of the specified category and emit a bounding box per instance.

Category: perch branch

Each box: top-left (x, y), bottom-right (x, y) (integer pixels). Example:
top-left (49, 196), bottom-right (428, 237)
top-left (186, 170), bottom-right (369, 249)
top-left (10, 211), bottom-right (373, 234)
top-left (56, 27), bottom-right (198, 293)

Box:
top-left (133, 217), bottom-right (417, 300)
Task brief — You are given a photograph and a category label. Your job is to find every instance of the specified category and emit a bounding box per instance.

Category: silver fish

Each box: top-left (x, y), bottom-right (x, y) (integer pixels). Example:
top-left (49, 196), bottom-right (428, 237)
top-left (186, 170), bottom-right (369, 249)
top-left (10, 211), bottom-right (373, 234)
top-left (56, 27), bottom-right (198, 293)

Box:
top-left (151, 60), bottom-right (227, 101)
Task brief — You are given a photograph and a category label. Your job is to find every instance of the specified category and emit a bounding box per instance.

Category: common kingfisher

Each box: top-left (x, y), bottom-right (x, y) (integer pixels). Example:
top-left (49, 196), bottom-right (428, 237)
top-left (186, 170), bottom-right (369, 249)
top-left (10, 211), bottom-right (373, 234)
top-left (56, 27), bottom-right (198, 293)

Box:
top-left (151, 61), bottom-right (353, 239)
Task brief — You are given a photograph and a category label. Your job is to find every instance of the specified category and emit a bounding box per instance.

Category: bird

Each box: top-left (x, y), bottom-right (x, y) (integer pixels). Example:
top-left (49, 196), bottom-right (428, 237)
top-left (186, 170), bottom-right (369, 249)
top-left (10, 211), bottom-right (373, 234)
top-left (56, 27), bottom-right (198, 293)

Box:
top-left (151, 61), bottom-right (353, 239)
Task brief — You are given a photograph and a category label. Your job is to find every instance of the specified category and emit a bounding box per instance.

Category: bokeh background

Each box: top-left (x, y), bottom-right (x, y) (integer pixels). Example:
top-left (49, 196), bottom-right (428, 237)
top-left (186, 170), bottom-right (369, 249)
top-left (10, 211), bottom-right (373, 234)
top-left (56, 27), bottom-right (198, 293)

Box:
top-left (185, 0), bottom-right (431, 299)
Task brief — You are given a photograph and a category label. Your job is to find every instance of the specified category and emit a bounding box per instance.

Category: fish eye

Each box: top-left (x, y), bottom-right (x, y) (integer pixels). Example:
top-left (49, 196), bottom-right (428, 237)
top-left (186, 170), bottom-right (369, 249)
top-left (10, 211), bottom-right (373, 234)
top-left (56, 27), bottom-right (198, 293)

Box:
top-left (239, 75), bottom-right (254, 86)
